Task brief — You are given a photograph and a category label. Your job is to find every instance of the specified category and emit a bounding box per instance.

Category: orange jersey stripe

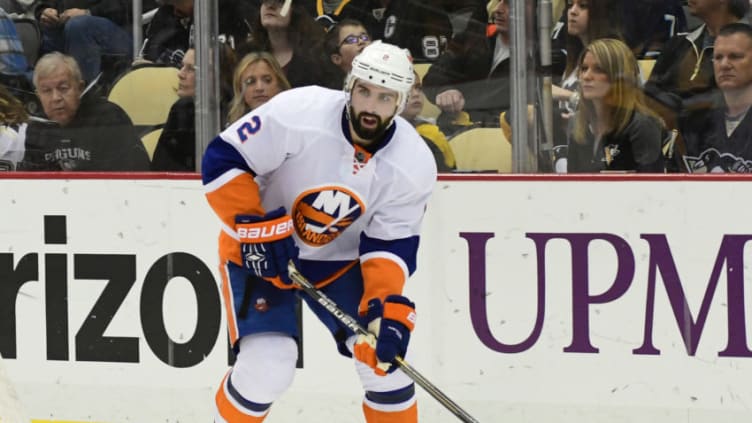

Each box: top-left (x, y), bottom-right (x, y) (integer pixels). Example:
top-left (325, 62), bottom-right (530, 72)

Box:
top-left (219, 231), bottom-right (242, 266)
top-left (219, 263), bottom-right (239, 346)
top-left (215, 373), bottom-right (268, 422)
top-left (206, 172), bottom-right (265, 266)
top-left (360, 257), bottom-right (406, 313)
top-left (206, 172), bottom-right (265, 229)
top-left (362, 401), bottom-right (417, 423)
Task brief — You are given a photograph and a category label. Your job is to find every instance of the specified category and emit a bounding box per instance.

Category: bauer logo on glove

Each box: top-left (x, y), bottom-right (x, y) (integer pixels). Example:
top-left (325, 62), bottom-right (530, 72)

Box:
top-left (236, 207), bottom-right (300, 289)
top-left (237, 218), bottom-right (294, 241)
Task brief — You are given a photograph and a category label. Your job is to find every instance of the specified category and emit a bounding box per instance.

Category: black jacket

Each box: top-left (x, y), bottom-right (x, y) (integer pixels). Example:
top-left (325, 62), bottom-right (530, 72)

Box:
top-left (150, 97), bottom-right (195, 171)
top-left (142, 0), bottom-right (256, 66)
top-left (422, 31), bottom-right (510, 126)
top-left (21, 91), bottom-right (150, 171)
top-left (337, 0), bottom-right (453, 63)
top-left (644, 25), bottom-right (717, 125)
top-left (567, 110), bottom-right (665, 173)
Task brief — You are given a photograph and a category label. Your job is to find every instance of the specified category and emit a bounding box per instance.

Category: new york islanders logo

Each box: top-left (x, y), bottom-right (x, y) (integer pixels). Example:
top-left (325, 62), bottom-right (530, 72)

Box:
top-left (292, 186), bottom-right (366, 246)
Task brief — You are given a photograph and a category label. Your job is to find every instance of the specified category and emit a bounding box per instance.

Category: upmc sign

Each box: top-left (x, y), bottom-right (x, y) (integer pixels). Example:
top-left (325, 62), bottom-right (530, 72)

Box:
top-left (0, 174), bottom-right (751, 423)
top-left (461, 232), bottom-right (751, 357)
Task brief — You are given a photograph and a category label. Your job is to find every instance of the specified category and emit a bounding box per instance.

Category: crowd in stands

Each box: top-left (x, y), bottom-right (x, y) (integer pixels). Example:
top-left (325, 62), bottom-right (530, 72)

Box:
top-left (0, 0), bottom-right (752, 173)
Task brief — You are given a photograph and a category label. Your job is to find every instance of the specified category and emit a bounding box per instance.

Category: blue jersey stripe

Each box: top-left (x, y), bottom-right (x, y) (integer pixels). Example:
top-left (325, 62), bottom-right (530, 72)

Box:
top-left (359, 233), bottom-right (419, 276)
top-left (201, 135), bottom-right (255, 184)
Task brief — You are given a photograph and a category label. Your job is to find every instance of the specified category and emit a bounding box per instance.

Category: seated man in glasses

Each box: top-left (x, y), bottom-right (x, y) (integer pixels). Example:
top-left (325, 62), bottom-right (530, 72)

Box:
top-left (320, 18), bottom-right (372, 90)
top-left (20, 52), bottom-right (149, 171)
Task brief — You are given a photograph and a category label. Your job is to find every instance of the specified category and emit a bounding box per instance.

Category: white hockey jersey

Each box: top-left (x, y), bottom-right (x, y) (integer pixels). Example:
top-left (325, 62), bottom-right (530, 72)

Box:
top-left (202, 86), bottom-right (437, 301)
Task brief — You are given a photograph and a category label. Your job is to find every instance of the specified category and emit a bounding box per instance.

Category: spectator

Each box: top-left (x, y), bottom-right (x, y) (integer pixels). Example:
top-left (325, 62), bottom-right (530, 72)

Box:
top-left (239, 0), bottom-right (326, 88)
top-left (551, 0), bottom-right (685, 70)
top-left (550, 0), bottom-right (623, 169)
top-left (681, 23), bottom-right (752, 172)
top-left (400, 70), bottom-right (455, 171)
top-left (0, 84), bottom-right (28, 171)
top-left (621, 0), bottom-right (687, 58)
top-left (552, 0), bottom-right (621, 103)
top-left (20, 52), bottom-right (149, 170)
top-left (319, 18), bottom-right (371, 89)
top-left (34, 0), bottom-right (133, 83)
top-left (151, 45), bottom-right (236, 171)
top-left (226, 51), bottom-right (291, 125)
top-left (138, 0), bottom-right (256, 67)
top-left (644, 0), bottom-right (749, 130)
top-left (150, 48), bottom-right (196, 171)
top-left (137, 0), bottom-right (192, 67)
top-left (336, 0), bottom-right (453, 63)
top-left (567, 38), bottom-right (665, 173)
top-left (422, 0), bottom-right (510, 133)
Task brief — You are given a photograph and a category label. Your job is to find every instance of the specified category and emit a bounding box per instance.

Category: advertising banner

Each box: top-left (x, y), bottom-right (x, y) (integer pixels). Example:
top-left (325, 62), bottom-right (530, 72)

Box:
top-left (1, 174), bottom-right (750, 423)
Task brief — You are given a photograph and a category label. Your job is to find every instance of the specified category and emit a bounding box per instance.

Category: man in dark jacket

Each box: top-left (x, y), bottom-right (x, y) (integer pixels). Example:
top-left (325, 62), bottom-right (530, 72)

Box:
top-left (644, 0), bottom-right (748, 131)
top-left (422, 0), bottom-right (508, 132)
top-left (21, 52), bottom-right (149, 171)
top-left (139, 0), bottom-right (256, 67)
top-left (681, 23), bottom-right (752, 173)
top-left (35, 0), bottom-right (133, 83)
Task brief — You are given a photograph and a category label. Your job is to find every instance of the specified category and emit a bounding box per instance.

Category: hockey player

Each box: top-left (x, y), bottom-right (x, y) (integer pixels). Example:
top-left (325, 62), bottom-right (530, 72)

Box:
top-left (202, 40), bottom-right (436, 422)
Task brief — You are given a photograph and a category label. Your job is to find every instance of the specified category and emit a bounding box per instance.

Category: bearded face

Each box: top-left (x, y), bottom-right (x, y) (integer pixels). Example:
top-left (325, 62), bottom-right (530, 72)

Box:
top-left (349, 105), bottom-right (392, 141)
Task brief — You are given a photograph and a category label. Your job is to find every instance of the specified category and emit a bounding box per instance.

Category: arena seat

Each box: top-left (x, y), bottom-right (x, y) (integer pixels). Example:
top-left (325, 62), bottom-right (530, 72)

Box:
top-left (448, 127), bottom-right (512, 173)
top-left (11, 17), bottom-right (40, 68)
top-left (414, 63), bottom-right (441, 121)
top-left (107, 65), bottom-right (179, 135)
top-left (638, 59), bottom-right (656, 80)
top-left (140, 128), bottom-right (163, 161)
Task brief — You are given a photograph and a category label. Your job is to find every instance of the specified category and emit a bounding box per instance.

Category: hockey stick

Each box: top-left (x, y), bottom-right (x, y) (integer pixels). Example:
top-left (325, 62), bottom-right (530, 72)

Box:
top-left (287, 261), bottom-right (480, 423)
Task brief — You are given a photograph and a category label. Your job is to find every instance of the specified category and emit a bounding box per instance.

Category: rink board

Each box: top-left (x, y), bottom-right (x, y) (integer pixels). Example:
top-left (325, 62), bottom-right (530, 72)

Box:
top-left (0, 173), bottom-right (751, 423)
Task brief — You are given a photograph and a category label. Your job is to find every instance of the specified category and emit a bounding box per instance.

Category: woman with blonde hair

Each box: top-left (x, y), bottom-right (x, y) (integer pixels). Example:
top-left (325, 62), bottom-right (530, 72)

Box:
top-left (226, 51), bottom-right (291, 125)
top-left (567, 38), bottom-right (665, 172)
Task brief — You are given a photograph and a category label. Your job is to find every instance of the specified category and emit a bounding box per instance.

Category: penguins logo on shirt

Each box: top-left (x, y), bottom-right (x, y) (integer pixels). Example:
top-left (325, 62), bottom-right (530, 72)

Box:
top-left (292, 186), bottom-right (366, 246)
top-left (683, 148), bottom-right (752, 173)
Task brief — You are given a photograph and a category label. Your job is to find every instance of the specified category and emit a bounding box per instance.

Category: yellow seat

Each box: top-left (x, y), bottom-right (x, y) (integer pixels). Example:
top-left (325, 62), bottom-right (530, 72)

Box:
top-left (449, 128), bottom-right (511, 173)
top-left (413, 63), bottom-right (441, 121)
top-left (638, 59), bottom-right (656, 80)
top-left (140, 128), bottom-right (163, 161)
top-left (108, 65), bottom-right (179, 128)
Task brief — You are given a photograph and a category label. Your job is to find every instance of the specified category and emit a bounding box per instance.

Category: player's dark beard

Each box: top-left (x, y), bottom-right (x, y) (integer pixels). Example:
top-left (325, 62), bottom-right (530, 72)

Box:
top-left (350, 106), bottom-right (390, 142)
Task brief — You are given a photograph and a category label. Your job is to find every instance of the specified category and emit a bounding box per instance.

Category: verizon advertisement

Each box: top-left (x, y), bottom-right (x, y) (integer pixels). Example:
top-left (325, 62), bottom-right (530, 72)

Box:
top-left (0, 174), bottom-right (750, 423)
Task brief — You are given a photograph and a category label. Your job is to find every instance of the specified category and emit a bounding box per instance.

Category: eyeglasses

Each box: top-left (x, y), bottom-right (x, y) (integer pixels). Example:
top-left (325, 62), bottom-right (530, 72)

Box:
top-left (339, 33), bottom-right (370, 47)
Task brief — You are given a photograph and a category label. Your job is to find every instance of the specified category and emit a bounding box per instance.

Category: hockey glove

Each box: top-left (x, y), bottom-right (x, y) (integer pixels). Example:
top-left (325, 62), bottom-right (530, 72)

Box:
top-left (236, 207), bottom-right (299, 290)
top-left (353, 295), bottom-right (416, 376)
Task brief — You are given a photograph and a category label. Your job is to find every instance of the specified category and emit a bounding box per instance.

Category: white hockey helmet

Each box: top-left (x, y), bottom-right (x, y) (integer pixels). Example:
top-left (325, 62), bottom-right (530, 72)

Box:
top-left (345, 40), bottom-right (415, 114)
